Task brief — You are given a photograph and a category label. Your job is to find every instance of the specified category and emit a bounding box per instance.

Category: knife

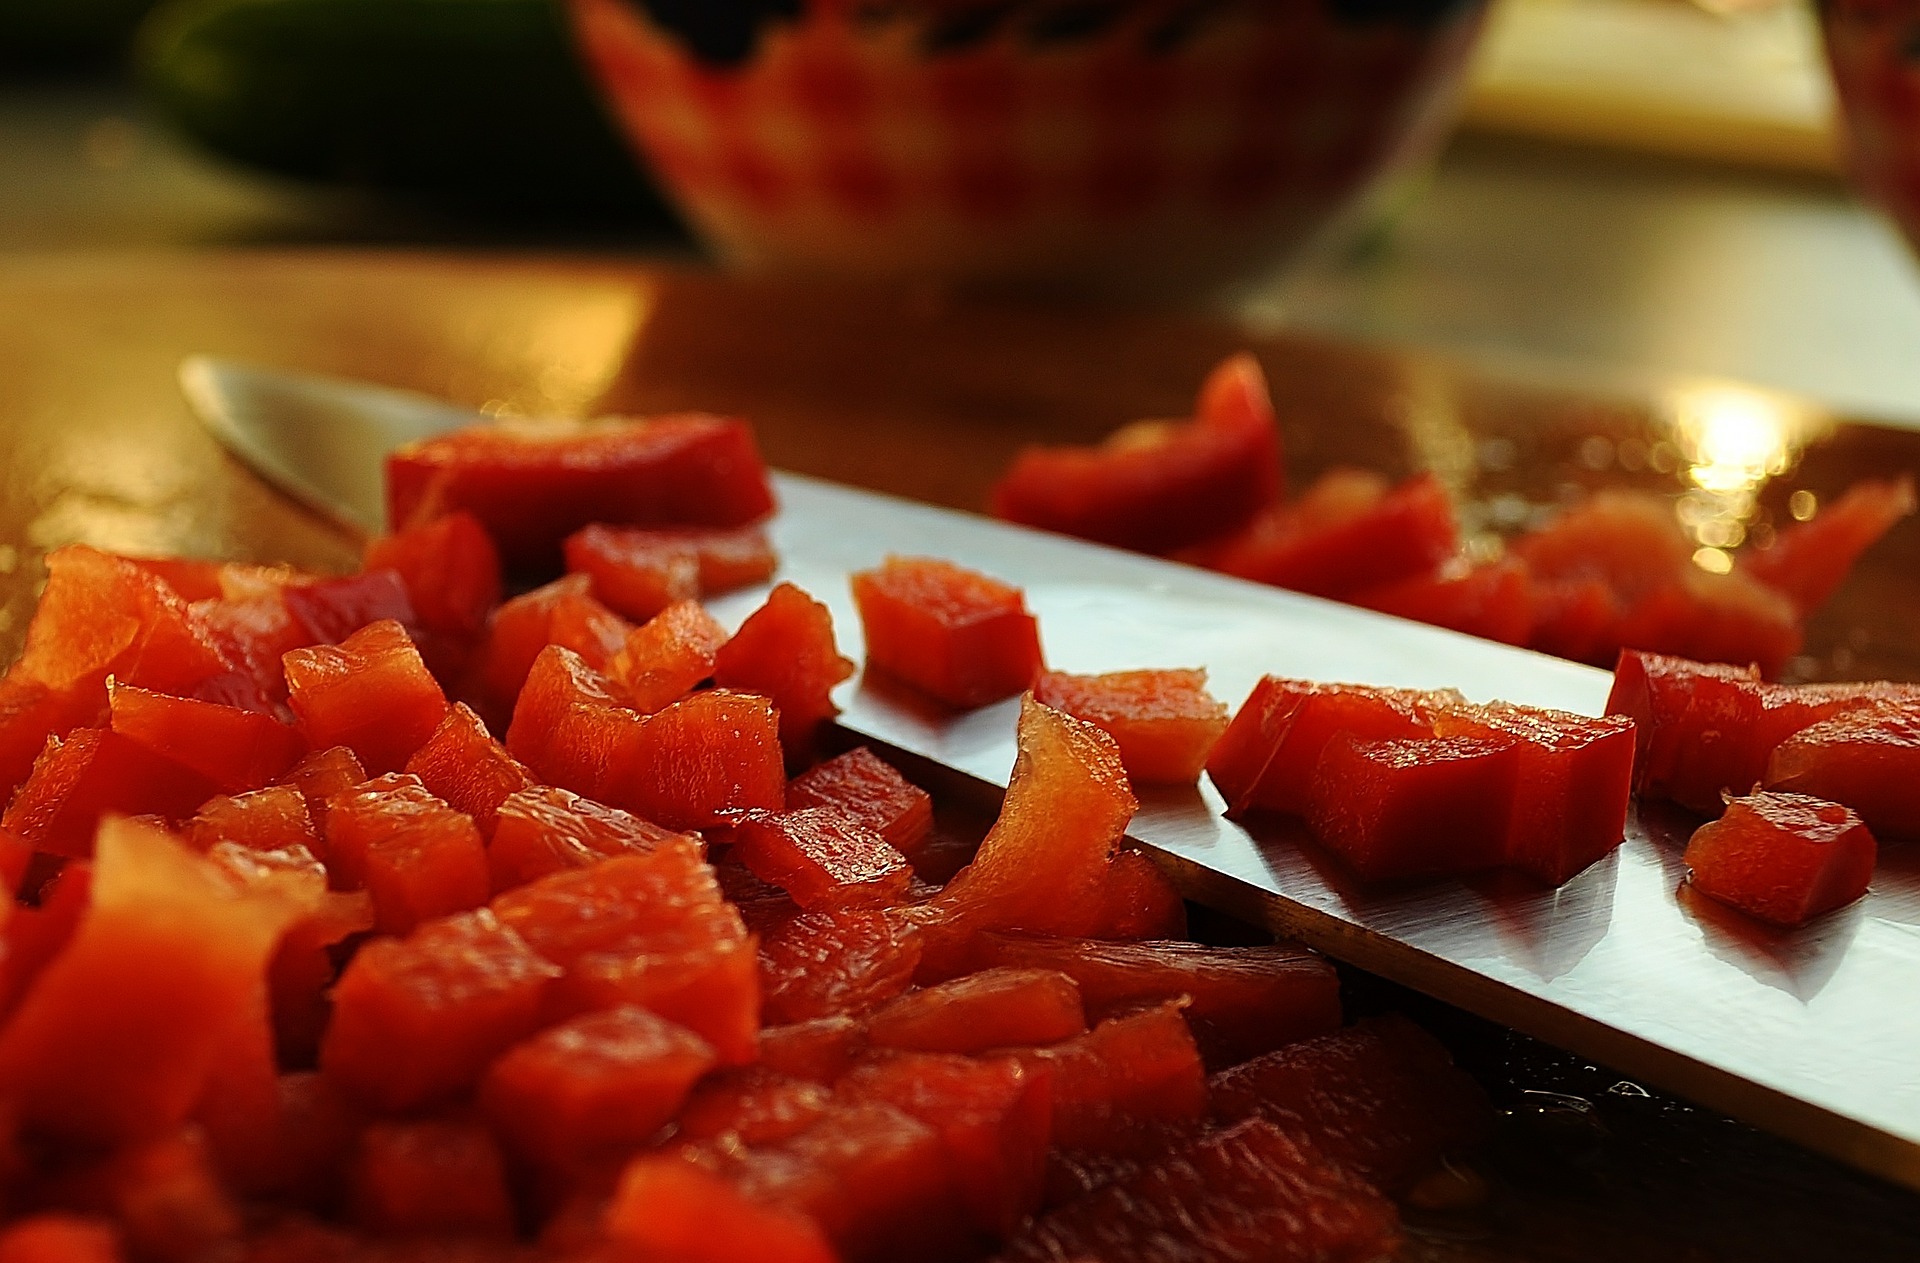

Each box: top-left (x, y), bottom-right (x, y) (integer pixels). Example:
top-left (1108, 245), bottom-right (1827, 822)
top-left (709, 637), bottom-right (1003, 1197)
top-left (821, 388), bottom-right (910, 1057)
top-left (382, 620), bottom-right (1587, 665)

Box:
top-left (181, 354), bottom-right (1920, 1192)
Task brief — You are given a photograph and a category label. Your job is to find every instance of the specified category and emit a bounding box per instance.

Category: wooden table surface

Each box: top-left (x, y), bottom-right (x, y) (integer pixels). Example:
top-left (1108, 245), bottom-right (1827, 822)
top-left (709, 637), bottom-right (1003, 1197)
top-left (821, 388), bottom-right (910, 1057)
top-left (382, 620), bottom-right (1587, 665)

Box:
top-left (5, 249), bottom-right (1920, 1257)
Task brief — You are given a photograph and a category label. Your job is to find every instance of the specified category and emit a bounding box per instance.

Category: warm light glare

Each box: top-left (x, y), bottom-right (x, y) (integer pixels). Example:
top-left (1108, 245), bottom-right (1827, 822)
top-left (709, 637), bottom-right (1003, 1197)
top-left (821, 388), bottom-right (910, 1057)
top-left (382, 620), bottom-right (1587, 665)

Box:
top-left (1662, 384), bottom-right (1829, 569)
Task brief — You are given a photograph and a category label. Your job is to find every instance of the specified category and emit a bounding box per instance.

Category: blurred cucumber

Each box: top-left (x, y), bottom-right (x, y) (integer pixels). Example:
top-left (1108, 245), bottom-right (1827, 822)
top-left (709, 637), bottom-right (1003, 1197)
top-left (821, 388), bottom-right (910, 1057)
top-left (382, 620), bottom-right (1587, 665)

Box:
top-left (134, 0), bottom-right (674, 216)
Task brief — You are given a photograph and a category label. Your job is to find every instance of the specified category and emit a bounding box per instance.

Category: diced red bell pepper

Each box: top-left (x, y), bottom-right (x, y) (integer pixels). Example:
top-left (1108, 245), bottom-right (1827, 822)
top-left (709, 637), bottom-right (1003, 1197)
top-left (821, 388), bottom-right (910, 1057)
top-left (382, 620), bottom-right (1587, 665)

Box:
top-left (108, 681), bottom-right (305, 794)
top-left (1615, 567), bottom-right (1802, 680)
top-left (14, 545), bottom-right (227, 700)
top-left (183, 785), bottom-right (320, 856)
top-left (758, 1016), bottom-right (866, 1083)
top-left (678, 1065), bottom-right (835, 1147)
top-left (1741, 477), bottom-right (1915, 614)
top-left (865, 967), bottom-right (1087, 1054)
top-left (1528, 575), bottom-right (1623, 667)
top-left (0, 669), bottom-right (106, 807)
top-left (999, 1118), bottom-right (1400, 1263)
top-left (606, 599), bottom-right (728, 713)
top-left (837, 1051), bottom-right (1054, 1238)
top-left (349, 1118), bottom-right (515, 1236)
top-left (1192, 470), bottom-right (1459, 598)
top-left (100, 1123), bottom-right (243, 1259)
top-left (1604, 650), bottom-right (1920, 813)
top-left (731, 808), bottom-right (914, 911)
top-left (785, 748), bottom-right (934, 859)
top-left (919, 698), bottom-right (1136, 977)
top-left (1433, 702), bottom-right (1637, 885)
top-left (283, 619), bottom-right (448, 774)
top-left (385, 413), bottom-right (776, 572)
top-left (0, 1216), bottom-right (122, 1263)
top-left (1208, 1014), bottom-right (1494, 1192)
top-left (1082, 847), bottom-right (1189, 941)
top-left (1010, 1000), bottom-right (1209, 1155)
top-left (403, 702), bottom-right (534, 837)
top-left (482, 1005), bottom-right (717, 1168)
top-left (758, 906), bottom-right (924, 1025)
top-left (471, 575), bottom-right (601, 722)
top-left (565, 523), bottom-right (776, 622)
top-left (1683, 791), bottom-right (1876, 926)
top-left (362, 510), bottom-right (503, 640)
top-left (714, 582), bottom-right (855, 759)
top-left (850, 557), bottom-right (1043, 710)
top-left (1766, 703), bottom-right (1920, 842)
top-left (989, 352), bottom-right (1283, 554)
top-left (1351, 557), bottom-right (1536, 647)
top-left (320, 907), bottom-right (561, 1111)
top-left (275, 745), bottom-right (368, 840)
top-left (0, 818), bottom-right (299, 1145)
top-left (1205, 677), bottom-right (1458, 818)
top-left (607, 1154), bottom-right (837, 1263)
top-left (487, 784), bottom-right (687, 892)
top-left (0, 862), bottom-right (92, 1024)
top-left (1033, 668), bottom-right (1229, 783)
top-left (491, 841), bottom-right (760, 1063)
top-left (504, 644), bottom-right (645, 801)
top-left (608, 689), bottom-right (787, 830)
top-left (1513, 489), bottom-right (1694, 602)
top-left (1, 728), bottom-right (221, 858)
top-left (969, 934), bottom-right (1342, 1070)
top-left (281, 570), bottom-right (416, 648)
top-left (1305, 734), bottom-right (1518, 882)
top-left (323, 773), bottom-right (490, 935)
top-left (189, 590), bottom-right (307, 707)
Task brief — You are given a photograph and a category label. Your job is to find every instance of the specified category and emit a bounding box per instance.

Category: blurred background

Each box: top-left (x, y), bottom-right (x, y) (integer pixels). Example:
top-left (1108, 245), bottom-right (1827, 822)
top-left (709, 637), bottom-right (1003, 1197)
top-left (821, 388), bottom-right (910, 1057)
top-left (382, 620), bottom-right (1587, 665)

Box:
top-left (6, 0), bottom-right (1920, 425)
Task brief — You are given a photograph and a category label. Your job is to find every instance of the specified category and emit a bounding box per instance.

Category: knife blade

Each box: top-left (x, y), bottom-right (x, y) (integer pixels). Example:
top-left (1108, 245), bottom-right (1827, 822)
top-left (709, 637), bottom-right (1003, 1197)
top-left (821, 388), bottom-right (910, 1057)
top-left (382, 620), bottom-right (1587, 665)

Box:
top-left (181, 355), bottom-right (1920, 1192)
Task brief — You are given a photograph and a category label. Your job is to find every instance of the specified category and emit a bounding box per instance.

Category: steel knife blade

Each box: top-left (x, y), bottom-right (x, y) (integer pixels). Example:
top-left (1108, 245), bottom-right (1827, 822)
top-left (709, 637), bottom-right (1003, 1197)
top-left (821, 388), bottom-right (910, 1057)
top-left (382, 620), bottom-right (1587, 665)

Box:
top-left (181, 354), bottom-right (1920, 1192)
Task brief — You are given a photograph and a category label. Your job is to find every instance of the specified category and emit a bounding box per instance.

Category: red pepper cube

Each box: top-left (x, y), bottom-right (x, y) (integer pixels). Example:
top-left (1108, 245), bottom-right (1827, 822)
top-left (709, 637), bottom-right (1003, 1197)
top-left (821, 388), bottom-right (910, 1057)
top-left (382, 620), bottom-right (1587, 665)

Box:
top-left (786, 748), bottom-right (933, 859)
top-left (15, 544), bottom-right (227, 700)
top-left (677, 1066), bottom-right (835, 1146)
top-left (714, 582), bottom-right (855, 759)
top-left (1433, 701), bottom-right (1636, 885)
top-left (1082, 847), bottom-right (1189, 941)
top-left (1033, 668), bottom-right (1229, 784)
top-left (1351, 557), bottom-right (1537, 647)
top-left (1, 728), bottom-right (221, 858)
top-left (280, 570), bottom-right (416, 646)
top-left (865, 967), bottom-right (1086, 1054)
top-left (564, 523), bottom-right (702, 622)
top-left (1684, 791), bottom-right (1877, 927)
top-left (0, 818), bottom-right (296, 1146)
top-left (1011, 1000), bottom-right (1209, 1154)
top-left (608, 689), bottom-right (786, 830)
top-left (607, 1154), bottom-right (837, 1263)
top-left (0, 864), bottom-right (93, 1025)
top-left (920, 698), bottom-right (1135, 977)
top-left (349, 1118), bottom-right (515, 1237)
top-left (504, 644), bottom-right (646, 802)
top-left (320, 908), bottom-right (560, 1111)
top-left (1195, 471), bottom-right (1459, 599)
top-left (606, 599), bottom-right (729, 714)
top-left (108, 681), bottom-right (304, 795)
top-left (731, 808), bottom-right (914, 911)
top-left (838, 1051), bottom-right (1053, 1239)
top-left (1767, 703), bottom-right (1920, 842)
top-left (989, 352), bottom-right (1282, 554)
top-left (385, 413), bottom-right (776, 573)
top-left (1529, 575), bottom-right (1623, 666)
top-left (482, 1005), bottom-right (717, 1167)
top-left (1205, 677), bottom-right (1456, 819)
top-left (97, 1128), bottom-right (242, 1261)
top-left (323, 773), bottom-right (490, 935)
top-left (403, 702), bottom-right (533, 837)
top-left (1741, 476), bottom-right (1915, 615)
top-left (1513, 488), bottom-right (1693, 603)
top-left (491, 841), bottom-right (760, 1063)
top-left (1001, 1118), bottom-right (1400, 1263)
top-left (1304, 734), bottom-right (1518, 883)
top-left (183, 784), bottom-right (320, 856)
top-left (472, 575), bottom-right (588, 719)
top-left (362, 510), bottom-right (503, 641)
top-left (970, 934), bottom-right (1341, 1070)
top-left (758, 907), bottom-right (924, 1025)
top-left (1615, 567), bottom-right (1802, 681)
top-left (486, 785), bottom-right (687, 892)
top-left (275, 745), bottom-right (367, 842)
top-left (284, 619), bottom-right (448, 774)
top-left (0, 670), bottom-right (107, 806)
top-left (850, 557), bottom-right (1043, 710)
top-left (1209, 1015), bottom-right (1494, 1194)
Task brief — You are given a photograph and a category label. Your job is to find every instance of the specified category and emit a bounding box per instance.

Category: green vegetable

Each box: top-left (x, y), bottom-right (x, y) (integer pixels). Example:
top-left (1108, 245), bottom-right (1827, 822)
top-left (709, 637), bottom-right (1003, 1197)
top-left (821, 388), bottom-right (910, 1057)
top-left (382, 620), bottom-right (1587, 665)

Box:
top-left (135, 0), bottom-right (674, 215)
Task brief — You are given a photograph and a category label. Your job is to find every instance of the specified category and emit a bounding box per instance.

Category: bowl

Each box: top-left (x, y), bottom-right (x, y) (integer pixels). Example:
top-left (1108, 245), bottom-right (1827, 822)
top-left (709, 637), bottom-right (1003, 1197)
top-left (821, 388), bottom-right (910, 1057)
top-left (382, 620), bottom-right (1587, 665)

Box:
top-left (566, 0), bottom-right (1490, 298)
top-left (1821, 0), bottom-right (1920, 257)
